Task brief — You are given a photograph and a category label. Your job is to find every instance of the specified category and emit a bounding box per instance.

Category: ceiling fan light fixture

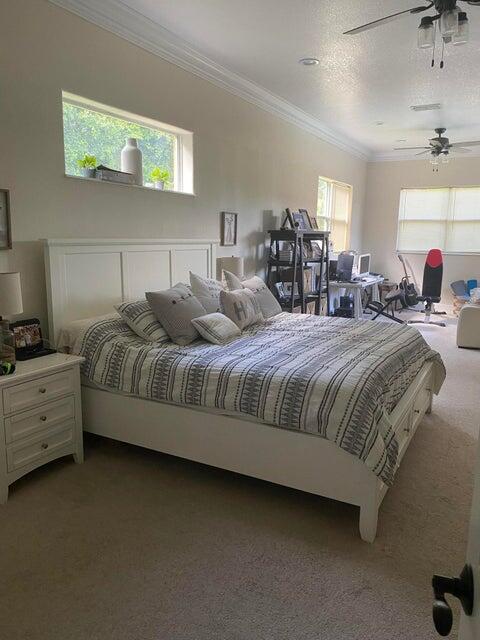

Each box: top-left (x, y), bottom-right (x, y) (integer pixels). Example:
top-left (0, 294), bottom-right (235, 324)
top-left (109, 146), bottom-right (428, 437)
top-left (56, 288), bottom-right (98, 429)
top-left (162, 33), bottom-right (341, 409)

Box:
top-left (418, 16), bottom-right (435, 49)
top-left (453, 12), bottom-right (469, 45)
top-left (440, 9), bottom-right (459, 37)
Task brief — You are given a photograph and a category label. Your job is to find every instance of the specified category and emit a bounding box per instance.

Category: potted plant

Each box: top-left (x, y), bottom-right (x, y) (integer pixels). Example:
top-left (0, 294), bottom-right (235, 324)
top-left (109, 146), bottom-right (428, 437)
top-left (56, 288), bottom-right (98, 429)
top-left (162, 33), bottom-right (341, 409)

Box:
top-left (150, 167), bottom-right (170, 190)
top-left (77, 154), bottom-right (97, 178)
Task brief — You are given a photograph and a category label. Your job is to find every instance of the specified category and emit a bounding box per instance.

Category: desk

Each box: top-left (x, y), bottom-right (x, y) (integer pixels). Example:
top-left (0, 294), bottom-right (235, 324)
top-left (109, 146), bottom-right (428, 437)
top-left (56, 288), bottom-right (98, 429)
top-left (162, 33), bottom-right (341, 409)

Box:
top-left (330, 275), bottom-right (384, 320)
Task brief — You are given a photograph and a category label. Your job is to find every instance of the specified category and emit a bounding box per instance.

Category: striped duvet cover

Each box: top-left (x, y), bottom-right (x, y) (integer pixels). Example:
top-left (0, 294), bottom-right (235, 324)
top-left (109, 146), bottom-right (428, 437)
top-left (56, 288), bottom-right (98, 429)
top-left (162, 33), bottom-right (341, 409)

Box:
top-left (72, 313), bottom-right (445, 485)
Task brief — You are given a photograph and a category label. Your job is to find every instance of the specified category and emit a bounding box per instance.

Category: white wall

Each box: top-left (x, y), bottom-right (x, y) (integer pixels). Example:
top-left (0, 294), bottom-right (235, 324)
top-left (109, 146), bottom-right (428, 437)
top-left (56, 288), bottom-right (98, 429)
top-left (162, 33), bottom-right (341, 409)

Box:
top-left (364, 158), bottom-right (480, 303)
top-left (0, 0), bottom-right (367, 334)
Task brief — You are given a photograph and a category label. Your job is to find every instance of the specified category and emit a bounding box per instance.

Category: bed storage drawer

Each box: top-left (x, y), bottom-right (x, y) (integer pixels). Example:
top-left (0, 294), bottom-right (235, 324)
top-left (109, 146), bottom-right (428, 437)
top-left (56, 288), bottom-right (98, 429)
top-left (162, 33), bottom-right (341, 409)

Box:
top-left (2, 369), bottom-right (75, 415)
top-left (6, 424), bottom-right (74, 473)
top-left (412, 385), bottom-right (431, 427)
top-left (4, 397), bottom-right (75, 444)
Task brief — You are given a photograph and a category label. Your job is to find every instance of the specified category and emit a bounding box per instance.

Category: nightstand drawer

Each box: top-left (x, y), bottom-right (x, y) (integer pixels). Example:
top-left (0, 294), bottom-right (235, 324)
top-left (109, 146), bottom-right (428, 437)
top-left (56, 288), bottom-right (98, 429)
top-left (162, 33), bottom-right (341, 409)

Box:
top-left (4, 397), bottom-right (75, 444)
top-left (3, 369), bottom-right (75, 415)
top-left (6, 424), bottom-right (74, 473)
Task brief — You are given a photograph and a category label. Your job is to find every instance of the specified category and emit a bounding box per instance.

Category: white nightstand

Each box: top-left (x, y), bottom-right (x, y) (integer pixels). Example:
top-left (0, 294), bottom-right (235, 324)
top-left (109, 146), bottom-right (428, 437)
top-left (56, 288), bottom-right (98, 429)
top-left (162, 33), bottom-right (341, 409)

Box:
top-left (0, 353), bottom-right (85, 503)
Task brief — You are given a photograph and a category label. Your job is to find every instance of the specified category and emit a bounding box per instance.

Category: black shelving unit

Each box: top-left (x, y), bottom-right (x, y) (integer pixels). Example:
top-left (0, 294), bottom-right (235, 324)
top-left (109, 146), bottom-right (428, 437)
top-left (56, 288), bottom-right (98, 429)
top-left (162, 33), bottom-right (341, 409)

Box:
top-left (266, 229), bottom-right (330, 315)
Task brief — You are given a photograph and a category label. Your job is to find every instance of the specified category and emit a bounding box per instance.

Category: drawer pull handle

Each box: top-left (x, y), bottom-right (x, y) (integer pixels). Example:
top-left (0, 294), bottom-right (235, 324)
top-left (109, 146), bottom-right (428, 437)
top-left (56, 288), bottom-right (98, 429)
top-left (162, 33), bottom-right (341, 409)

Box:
top-left (414, 409), bottom-right (420, 414)
top-left (39, 387), bottom-right (47, 394)
top-left (40, 415), bottom-right (47, 422)
top-left (41, 443), bottom-right (49, 450)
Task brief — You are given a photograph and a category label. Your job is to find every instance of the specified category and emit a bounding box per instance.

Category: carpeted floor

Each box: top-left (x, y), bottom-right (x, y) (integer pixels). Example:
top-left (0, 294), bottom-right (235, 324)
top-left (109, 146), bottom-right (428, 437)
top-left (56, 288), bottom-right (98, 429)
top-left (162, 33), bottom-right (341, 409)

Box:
top-left (1, 310), bottom-right (478, 640)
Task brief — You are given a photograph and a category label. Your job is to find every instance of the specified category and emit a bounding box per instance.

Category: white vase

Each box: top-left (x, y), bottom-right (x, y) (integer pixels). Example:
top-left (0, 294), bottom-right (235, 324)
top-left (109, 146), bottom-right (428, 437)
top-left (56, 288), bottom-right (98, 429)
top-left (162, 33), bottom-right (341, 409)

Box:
top-left (154, 180), bottom-right (164, 190)
top-left (121, 138), bottom-right (143, 186)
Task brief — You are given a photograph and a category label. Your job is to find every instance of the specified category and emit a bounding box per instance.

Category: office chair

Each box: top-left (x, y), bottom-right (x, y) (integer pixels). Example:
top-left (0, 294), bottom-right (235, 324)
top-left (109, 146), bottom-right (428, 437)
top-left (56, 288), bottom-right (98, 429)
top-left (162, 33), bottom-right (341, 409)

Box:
top-left (408, 249), bottom-right (446, 327)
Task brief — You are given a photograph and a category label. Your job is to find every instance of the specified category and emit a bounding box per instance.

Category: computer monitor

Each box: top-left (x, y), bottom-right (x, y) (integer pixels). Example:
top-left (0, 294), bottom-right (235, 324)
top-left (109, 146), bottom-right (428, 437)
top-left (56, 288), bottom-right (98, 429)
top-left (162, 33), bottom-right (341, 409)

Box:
top-left (357, 253), bottom-right (371, 278)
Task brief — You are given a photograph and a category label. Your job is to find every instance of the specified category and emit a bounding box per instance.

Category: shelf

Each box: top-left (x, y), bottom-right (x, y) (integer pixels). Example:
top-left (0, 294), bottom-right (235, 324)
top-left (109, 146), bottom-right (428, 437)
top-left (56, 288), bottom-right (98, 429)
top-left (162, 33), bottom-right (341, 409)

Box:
top-left (64, 173), bottom-right (195, 197)
top-left (269, 258), bottom-right (327, 266)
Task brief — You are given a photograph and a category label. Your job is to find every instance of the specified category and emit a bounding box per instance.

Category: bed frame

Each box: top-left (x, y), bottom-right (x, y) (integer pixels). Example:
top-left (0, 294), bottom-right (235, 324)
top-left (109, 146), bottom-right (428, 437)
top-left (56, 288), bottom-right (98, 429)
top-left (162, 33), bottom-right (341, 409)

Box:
top-left (44, 238), bottom-right (436, 542)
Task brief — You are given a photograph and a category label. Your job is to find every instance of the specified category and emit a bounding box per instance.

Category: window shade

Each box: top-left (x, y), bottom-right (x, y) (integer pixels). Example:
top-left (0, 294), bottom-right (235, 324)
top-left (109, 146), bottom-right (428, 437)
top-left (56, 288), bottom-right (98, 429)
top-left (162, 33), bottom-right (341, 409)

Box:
top-left (397, 187), bottom-right (480, 253)
top-left (317, 177), bottom-right (352, 252)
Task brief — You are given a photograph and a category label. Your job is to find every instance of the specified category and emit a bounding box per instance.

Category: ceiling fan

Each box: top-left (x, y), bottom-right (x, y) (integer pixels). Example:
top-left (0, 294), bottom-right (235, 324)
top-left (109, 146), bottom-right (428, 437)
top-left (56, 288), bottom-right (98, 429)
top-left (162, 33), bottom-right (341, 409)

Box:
top-left (344, 1), bottom-right (479, 67)
top-left (394, 127), bottom-right (480, 168)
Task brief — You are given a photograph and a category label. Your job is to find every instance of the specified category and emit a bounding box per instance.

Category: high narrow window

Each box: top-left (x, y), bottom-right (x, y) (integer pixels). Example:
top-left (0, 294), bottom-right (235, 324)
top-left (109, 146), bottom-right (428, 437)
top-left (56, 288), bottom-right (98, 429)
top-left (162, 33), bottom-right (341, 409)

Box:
top-left (62, 92), bottom-right (193, 194)
top-left (397, 187), bottom-right (480, 253)
top-left (316, 177), bottom-right (352, 251)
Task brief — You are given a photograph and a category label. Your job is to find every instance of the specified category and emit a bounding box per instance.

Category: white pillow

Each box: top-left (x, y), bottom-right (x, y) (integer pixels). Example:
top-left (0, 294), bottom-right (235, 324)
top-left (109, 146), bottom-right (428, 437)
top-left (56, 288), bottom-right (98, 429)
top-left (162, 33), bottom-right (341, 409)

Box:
top-left (223, 270), bottom-right (244, 291)
top-left (114, 300), bottom-right (169, 342)
top-left (191, 313), bottom-right (241, 345)
top-left (189, 272), bottom-right (224, 313)
top-left (241, 275), bottom-right (282, 319)
top-left (219, 288), bottom-right (264, 330)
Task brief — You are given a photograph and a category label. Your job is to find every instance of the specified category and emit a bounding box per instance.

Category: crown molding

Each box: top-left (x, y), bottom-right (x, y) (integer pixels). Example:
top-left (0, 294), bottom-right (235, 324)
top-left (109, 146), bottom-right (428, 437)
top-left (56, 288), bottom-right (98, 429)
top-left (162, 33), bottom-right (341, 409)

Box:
top-left (48, 0), bottom-right (371, 160)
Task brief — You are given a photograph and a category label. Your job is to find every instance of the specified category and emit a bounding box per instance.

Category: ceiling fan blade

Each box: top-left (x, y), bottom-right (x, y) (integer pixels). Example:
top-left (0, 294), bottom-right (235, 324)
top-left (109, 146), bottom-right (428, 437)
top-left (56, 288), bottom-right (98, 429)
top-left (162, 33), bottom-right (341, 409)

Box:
top-left (451, 147), bottom-right (472, 154)
top-left (415, 150), bottom-right (432, 155)
top-left (393, 146), bottom-right (431, 150)
top-left (450, 141), bottom-right (480, 147)
top-left (343, 4), bottom-right (433, 35)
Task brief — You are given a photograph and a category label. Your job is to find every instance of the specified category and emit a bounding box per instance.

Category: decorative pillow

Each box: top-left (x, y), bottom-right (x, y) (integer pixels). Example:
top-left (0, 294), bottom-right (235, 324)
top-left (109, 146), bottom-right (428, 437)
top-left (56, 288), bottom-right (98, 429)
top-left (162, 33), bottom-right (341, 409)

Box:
top-left (223, 270), bottom-right (244, 291)
top-left (189, 272), bottom-right (225, 314)
top-left (241, 275), bottom-right (282, 319)
top-left (219, 288), bottom-right (264, 330)
top-left (114, 300), bottom-right (169, 342)
top-left (146, 283), bottom-right (206, 346)
top-left (191, 313), bottom-right (241, 345)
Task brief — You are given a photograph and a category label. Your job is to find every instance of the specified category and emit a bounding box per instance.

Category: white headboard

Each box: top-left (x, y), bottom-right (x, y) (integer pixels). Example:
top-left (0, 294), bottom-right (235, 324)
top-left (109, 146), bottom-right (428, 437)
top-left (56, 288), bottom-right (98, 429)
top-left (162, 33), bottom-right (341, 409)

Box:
top-left (44, 238), bottom-right (218, 342)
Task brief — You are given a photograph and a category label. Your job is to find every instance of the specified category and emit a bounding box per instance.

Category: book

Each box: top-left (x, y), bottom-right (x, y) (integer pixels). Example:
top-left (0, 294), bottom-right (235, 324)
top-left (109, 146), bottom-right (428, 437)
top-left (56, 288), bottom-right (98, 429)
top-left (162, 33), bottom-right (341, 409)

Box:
top-left (95, 165), bottom-right (135, 185)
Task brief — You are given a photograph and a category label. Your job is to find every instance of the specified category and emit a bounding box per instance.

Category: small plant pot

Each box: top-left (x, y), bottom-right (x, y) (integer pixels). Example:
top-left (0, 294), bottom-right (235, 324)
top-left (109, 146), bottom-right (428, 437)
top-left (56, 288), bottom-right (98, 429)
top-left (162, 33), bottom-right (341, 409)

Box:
top-left (154, 180), bottom-right (165, 190)
top-left (82, 168), bottom-right (96, 179)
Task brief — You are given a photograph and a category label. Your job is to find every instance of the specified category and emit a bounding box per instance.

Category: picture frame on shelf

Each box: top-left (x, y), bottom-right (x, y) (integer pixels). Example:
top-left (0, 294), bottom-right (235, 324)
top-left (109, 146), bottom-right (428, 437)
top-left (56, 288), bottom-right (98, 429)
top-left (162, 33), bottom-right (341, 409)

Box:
top-left (281, 208), bottom-right (295, 229)
top-left (275, 282), bottom-right (286, 300)
top-left (0, 189), bottom-right (12, 250)
top-left (221, 212), bottom-right (238, 246)
top-left (292, 209), bottom-right (311, 230)
top-left (309, 216), bottom-right (319, 229)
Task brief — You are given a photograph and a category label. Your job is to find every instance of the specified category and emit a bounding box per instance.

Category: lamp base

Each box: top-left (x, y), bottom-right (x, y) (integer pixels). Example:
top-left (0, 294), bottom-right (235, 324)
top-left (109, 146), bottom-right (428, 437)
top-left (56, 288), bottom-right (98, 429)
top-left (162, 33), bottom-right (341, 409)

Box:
top-left (0, 319), bottom-right (16, 366)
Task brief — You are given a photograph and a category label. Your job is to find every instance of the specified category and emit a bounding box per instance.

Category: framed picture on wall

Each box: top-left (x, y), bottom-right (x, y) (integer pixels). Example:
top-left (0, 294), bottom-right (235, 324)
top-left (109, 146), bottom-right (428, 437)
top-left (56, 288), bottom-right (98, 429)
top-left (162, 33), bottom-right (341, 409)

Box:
top-left (0, 189), bottom-right (12, 250)
top-left (221, 212), bottom-right (238, 246)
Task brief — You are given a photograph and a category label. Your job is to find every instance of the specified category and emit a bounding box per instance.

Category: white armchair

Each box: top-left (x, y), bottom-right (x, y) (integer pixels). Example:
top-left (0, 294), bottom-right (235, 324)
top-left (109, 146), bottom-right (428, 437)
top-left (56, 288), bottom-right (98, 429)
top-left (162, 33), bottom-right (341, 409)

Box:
top-left (457, 305), bottom-right (480, 349)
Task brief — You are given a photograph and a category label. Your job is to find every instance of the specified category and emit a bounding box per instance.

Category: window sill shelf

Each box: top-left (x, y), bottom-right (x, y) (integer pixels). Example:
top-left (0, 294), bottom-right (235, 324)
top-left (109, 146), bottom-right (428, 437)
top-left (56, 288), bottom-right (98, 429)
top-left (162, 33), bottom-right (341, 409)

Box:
top-left (65, 174), bottom-right (195, 197)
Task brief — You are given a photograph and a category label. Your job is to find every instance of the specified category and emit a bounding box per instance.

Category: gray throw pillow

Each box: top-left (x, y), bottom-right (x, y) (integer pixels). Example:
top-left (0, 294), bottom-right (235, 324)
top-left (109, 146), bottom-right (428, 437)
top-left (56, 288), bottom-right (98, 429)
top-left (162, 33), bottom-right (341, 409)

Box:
top-left (146, 283), bottom-right (206, 346)
top-left (241, 275), bottom-right (282, 319)
top-left (219, 288), bottom-right (264, 330)
top-left (189, 272), bottom-right (225, 313)
top-left (191, 313), bottom-right (241, 345)
top-left (223, 270), bottom-right (244, 291)
top-left (114, 299), bottom-right (169, 342)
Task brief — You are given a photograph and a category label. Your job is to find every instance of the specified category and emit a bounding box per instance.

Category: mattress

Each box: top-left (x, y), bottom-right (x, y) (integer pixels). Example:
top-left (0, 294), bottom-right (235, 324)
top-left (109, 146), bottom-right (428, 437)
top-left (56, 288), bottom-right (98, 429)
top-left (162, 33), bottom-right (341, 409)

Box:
top-left (68, 312), bottom-right (445, 484)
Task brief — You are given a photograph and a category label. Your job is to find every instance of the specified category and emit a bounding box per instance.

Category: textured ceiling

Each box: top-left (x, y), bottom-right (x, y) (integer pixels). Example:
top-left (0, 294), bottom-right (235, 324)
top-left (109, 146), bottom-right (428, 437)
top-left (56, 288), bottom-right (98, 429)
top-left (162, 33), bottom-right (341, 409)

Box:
top-left (93, 0), bottom-right (480, 158)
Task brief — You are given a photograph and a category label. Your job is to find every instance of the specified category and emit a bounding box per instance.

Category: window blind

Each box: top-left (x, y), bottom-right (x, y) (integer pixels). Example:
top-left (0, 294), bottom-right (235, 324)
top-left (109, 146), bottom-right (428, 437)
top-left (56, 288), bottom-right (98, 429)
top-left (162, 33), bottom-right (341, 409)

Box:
top-left (397, 187), bottom-right (480, 253)
top-left (317, 177), bottom-right (352, 252)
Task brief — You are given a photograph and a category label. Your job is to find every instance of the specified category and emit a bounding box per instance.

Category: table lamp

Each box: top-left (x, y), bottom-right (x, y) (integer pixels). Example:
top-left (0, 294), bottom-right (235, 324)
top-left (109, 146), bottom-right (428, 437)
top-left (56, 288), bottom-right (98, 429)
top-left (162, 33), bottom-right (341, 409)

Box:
top-left (0, 272), bottom-right (23, 365)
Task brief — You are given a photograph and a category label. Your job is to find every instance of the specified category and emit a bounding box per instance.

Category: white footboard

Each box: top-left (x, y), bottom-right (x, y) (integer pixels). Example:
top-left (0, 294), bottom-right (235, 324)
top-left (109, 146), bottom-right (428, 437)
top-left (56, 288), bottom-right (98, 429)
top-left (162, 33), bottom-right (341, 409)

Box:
top-left (82, 362), bottom-right (434, 543)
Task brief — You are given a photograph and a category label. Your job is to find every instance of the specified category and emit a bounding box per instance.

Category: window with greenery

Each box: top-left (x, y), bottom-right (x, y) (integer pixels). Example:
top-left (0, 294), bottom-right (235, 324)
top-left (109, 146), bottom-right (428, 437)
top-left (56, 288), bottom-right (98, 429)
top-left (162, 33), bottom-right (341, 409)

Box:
top-left (62, 92), bottom-right (194, 193)
top-left (397, 187), bottom-right (480, 253)
top-left (316, 177), bottom-right (352, 251)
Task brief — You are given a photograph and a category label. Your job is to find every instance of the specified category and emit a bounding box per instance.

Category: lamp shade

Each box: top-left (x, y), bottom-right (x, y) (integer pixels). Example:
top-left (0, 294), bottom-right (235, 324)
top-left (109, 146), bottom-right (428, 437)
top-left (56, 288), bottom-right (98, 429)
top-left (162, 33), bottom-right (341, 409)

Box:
top-left (216, 256), bottom-right (244, 281)
top-left (0, 272), bottom-right (23, 317)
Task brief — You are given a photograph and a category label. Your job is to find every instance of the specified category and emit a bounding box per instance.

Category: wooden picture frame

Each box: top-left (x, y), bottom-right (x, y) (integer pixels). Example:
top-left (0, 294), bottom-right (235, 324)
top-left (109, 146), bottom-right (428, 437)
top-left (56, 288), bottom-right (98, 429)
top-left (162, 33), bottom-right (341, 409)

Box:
top-left (0, 189), bottom-right (12, 250)
top-left (221, 212), bottom-right (238, 246)
top-left (281, 208), bottom-right (296, 229)
top-left (298, 209), bottom-right (313, 229)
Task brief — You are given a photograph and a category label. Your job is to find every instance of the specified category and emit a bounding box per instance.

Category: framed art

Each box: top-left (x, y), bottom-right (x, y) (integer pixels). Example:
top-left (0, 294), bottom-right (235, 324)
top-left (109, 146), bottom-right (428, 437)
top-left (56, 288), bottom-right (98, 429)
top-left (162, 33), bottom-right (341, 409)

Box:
top-left (309, 216), bottom-right (319, 229)
top-left (0, 189), bottom-right (12, 250)
top-left (298, 209), bottom-right (313, 229)
top-left (221, 212), bottom-right (238, 246)
top-left (281, 208), bottom-right (295, 229)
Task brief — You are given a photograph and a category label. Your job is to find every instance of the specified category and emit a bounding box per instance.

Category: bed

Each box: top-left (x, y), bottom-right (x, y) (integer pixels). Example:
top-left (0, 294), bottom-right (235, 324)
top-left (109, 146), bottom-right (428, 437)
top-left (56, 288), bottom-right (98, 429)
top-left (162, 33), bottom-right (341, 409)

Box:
top-left (44, 238), bottom-right (445, 542)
